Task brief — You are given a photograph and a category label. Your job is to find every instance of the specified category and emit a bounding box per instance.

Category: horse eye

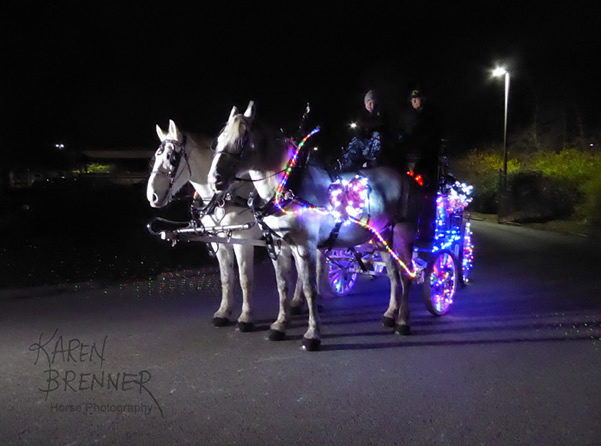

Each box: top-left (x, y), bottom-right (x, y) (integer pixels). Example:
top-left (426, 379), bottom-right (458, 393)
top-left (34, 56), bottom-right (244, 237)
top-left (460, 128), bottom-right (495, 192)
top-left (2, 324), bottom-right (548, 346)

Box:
top-left (210, 139), bottom-right (218, 152)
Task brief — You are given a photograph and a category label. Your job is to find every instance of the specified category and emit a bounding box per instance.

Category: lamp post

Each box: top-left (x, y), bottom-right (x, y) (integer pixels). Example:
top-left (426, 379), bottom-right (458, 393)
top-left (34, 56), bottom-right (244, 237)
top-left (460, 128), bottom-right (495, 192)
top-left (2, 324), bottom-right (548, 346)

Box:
top-left (493, 67), bottom-right (510, 190)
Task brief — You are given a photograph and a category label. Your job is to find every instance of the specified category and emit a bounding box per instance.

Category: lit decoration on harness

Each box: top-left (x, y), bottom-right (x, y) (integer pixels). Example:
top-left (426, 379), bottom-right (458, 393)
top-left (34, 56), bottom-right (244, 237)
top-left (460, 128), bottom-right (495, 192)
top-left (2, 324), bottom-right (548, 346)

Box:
top-left (327, 176), bottom-right (369, 222)
top-left (274, 127), bottom-right (321, 210)
top-left (272, 128), bottom-right (416, 277)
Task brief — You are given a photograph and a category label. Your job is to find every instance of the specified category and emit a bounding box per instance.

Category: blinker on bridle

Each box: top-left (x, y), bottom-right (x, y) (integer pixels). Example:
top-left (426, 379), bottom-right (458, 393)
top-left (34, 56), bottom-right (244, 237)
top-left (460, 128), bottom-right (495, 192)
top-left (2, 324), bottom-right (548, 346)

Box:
top-left (151, 138), bottom-right (191, 186)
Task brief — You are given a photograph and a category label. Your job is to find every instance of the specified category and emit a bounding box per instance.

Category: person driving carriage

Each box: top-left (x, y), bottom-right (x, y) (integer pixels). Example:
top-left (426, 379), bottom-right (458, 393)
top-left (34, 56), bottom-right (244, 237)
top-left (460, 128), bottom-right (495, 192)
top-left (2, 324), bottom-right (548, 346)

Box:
top-left (392, 88), bottom-right (444, 243)
top-left (339, 89), bottom-right (387, 170)
top-left (396, 88), bottom-right (443, 187)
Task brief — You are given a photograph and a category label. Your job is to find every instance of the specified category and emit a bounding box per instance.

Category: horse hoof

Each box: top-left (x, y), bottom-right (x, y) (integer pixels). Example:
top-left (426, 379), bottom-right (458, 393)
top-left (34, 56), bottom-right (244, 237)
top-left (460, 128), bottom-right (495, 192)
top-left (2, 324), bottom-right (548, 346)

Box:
top-left (213, 317), bottom-right (230, 327)
top-left (289, 305), bottom-right (303, 316)
top-left (266, 329), bottom-right (286, 341)
top-left (381, 316), bottom-right (395, 328)
top-left (236, 321), bottom-right (254, 333)
top-left (301, 338), bottom-right (321, 352)
top-left (395, 324), bottom-right (411, 336)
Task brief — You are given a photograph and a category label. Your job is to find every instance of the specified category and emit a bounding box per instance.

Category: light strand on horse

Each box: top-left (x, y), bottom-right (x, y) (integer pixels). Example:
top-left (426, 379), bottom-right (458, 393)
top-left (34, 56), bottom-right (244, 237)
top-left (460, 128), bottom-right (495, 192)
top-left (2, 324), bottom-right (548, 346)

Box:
top-left (348, 216), bottom-right (417, 278)
top-left (274, 127), bottom-right (323, 212)
top-left (273, 127), bottom-right (417, 277)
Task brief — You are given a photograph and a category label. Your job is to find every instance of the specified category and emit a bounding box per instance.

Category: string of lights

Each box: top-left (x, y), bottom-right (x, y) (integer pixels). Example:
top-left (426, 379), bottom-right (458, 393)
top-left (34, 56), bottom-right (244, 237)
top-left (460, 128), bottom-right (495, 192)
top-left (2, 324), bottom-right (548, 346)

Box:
top-left (272, 128), bottom-right (416, 276)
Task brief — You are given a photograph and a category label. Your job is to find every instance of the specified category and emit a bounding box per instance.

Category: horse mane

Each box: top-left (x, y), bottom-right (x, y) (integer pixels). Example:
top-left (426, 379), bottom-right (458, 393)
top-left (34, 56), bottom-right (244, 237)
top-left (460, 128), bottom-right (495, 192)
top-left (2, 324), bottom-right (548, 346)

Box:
top-left (221, 115), bottom-right (248, 152)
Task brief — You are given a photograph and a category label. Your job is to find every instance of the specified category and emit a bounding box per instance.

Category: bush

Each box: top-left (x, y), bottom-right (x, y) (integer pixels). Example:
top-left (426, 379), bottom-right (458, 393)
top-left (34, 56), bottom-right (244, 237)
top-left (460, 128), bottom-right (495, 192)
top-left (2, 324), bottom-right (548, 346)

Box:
top-left (449, 148), bottom-right (520, 214)
top-left (450, 146), bottom-right (601, 227)
top-left (526, 148), bottom-right (601, 224)
top-left (469, 173), bottom-right (500, 213)
top-left (505, 171), bottom-right (579, 222)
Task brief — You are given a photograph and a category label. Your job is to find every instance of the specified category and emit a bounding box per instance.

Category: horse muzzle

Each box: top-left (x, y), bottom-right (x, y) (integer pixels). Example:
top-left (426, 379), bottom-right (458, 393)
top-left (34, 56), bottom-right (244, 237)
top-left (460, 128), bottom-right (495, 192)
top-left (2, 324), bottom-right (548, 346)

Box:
top-left (210, 173), bottom-right (229, 192)
top-left (148, 191), bottom-right (170, 208)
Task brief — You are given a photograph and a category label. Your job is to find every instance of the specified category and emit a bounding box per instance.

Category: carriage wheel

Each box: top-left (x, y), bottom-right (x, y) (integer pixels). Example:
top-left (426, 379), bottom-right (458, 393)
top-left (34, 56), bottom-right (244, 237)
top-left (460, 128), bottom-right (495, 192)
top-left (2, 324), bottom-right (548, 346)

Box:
top-left (327, 249), bottom-right (359, 295)
top-left (458, 218), bottom-right (473, 287)
top-left (423, 251), bottom-right (457, 316)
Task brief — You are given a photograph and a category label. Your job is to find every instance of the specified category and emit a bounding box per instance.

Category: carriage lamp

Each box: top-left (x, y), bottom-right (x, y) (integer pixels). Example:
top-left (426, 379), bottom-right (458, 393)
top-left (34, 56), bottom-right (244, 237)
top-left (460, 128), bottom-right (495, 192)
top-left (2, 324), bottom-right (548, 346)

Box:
top-left (350, 122), bottom-right (357, 129)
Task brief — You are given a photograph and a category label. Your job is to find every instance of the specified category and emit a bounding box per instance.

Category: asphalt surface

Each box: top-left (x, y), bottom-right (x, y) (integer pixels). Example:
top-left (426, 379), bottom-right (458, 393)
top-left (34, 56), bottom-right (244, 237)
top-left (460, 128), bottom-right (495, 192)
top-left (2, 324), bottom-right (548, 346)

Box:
top-left (1, 220), bottom-right (601, 445)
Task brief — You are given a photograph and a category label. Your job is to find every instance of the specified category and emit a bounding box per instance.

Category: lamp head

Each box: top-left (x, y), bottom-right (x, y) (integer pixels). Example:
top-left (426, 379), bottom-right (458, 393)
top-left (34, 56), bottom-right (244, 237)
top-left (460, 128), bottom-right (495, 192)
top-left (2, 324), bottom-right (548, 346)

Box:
top-left (493, 67), bottom-right (508, 77)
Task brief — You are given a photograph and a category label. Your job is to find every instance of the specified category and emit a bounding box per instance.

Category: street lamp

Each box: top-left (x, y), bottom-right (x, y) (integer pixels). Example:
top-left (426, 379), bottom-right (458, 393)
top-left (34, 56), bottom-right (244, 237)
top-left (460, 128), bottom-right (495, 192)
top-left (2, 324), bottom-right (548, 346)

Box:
top-left (493, 67), bottom-right (510, 190)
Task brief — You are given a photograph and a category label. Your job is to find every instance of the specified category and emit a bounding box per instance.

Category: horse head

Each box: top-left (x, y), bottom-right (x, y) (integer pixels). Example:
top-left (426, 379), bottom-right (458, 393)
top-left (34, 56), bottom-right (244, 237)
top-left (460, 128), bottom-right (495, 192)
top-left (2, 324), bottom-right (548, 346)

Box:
top-left (147, 119), bottom-right (191, 208)
top-left (208, 101), bottom-right (257, 193)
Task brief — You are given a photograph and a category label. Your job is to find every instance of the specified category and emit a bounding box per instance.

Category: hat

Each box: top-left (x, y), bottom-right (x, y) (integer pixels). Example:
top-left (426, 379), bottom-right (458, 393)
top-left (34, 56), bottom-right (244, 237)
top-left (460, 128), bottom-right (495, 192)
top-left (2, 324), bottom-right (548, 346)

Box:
top-left (409, 89), bottom-right (425, 99)
top-left (364, 90), bottom-right (377, 103)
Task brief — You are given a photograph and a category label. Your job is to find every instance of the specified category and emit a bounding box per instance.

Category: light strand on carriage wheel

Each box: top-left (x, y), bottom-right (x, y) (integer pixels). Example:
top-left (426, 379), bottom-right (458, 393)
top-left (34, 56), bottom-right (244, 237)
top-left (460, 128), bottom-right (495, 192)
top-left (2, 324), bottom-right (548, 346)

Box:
top-left (273, 126), bottom-right (415, 277)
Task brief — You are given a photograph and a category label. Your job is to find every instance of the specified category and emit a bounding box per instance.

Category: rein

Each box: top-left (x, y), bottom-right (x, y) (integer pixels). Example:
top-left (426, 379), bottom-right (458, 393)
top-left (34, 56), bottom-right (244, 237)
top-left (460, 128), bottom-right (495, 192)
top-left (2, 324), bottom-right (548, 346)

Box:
top-left (234, 169), bottom-right (286, 183)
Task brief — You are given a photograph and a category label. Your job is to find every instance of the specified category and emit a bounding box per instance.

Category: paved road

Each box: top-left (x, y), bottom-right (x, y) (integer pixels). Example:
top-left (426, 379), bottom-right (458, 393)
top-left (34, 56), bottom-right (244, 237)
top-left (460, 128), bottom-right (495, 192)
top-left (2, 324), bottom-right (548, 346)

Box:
top-left (1, 220), bottom-right (601, 445)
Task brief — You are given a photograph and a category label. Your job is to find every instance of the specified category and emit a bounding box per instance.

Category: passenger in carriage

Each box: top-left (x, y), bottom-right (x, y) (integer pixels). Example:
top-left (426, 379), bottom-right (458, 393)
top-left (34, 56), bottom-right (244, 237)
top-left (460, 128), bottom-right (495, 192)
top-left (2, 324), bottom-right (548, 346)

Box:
top-left (339, 89), bottom-right (388, 170)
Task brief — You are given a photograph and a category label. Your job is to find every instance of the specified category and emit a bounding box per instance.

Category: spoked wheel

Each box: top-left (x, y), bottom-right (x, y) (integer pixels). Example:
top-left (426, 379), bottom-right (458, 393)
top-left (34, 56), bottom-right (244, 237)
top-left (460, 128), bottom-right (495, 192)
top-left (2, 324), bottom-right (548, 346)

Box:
top-left (423, 250), bottom-right (458, 316)
top-left (458, 217), bottom-right (473, 287)
top-left (327, 248), bottom-right (359, 295)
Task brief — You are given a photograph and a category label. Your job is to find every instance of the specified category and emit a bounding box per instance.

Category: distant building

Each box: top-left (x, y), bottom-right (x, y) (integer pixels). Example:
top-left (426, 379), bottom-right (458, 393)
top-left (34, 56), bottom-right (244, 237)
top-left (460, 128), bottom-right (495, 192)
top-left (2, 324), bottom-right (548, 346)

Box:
top-left (7, 148), bottom-right (154, 189)
top-left (81, 148), bottom-right (155, 185)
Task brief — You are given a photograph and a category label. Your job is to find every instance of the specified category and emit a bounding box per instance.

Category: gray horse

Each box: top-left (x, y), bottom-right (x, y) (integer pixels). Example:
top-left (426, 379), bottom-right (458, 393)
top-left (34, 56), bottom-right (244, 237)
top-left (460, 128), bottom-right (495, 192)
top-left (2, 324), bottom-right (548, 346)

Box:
top-left (208, 102), bottom-right (418, 351)
top-left (148, 120), bottom-right (305, 331)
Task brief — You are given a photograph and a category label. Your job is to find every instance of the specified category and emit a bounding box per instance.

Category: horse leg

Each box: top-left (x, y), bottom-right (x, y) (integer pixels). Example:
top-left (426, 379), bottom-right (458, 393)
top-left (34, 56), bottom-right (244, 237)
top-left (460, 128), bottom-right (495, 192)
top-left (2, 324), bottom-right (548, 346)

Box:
top-left (380, 250), bottom-right (401, 328)
top-left (395, 272), bottom-right (413, 336)
top-left (212, 243), bottom-right (235, 327)
top-left (316, 249), bottom-right (326, 310)
top-left (392, 222), bottom-right (416, 336)
top-left (233, 243), bottom-right (254, 332)
top-left (289, 245), bottom-right (304, 314)
top-left (294, 243), bottom-right (321, 351)
top-left (290, 248), bottom-right (325, 314)
top-left (267, 245), bottom-right (293, 341)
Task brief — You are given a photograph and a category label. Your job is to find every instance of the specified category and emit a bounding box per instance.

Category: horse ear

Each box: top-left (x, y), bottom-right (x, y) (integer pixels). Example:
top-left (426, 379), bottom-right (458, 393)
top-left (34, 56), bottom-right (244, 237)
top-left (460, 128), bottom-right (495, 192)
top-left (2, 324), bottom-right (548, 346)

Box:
top-left (229, 106), bottom-right (239, 121)
top-left (244, 100), bottom-right (255, 120)
top-left (156, 124), bottom-right (168, 141)
top-left (168, 119), bottom-right (183, 142)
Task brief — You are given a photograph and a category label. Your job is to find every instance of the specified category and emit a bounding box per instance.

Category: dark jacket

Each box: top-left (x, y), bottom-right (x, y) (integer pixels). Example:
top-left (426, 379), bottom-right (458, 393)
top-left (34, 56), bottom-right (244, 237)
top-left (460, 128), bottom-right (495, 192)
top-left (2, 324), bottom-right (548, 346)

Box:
top-left (355, 107), bottom-right (385, 141)
top-left (388, 104), bottom-right (443, 183)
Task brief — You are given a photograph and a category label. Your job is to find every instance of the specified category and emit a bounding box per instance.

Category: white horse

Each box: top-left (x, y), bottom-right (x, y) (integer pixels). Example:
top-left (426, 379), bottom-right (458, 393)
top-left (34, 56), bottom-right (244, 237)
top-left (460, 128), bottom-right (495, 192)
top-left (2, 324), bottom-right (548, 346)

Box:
top-left (208, 102), bottom-right (419, 351)
top-left (148, 120), bottom-right (304, 331)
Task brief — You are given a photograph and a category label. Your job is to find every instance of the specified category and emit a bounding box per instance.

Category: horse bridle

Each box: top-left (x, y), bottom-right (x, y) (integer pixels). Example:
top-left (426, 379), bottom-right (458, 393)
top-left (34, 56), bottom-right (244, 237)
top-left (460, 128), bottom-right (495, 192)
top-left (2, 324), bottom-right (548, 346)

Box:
top-left (151, 138), bottom-right (192, 190)
top-left (214, 122), bottom-right (288, 184)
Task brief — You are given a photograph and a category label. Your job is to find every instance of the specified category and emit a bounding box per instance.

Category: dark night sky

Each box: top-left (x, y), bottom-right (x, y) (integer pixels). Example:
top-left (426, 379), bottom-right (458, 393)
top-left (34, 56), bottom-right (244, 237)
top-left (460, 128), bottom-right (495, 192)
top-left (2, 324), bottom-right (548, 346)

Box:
top-left (3, 2), bottom-right (601, 160)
